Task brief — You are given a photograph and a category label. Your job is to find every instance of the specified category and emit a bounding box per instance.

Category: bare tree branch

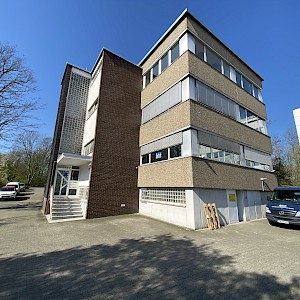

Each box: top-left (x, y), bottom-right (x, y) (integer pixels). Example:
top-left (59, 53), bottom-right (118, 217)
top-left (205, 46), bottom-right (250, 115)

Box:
top-left (0, 42), bottom-right (41, 140)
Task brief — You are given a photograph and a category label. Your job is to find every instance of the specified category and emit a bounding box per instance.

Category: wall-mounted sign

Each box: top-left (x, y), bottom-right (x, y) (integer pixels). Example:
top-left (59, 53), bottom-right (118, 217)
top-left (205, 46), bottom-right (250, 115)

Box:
top-left (229, 194), bottom-right (236, 202)
top-left (156, 151), bottom-right (162, 159)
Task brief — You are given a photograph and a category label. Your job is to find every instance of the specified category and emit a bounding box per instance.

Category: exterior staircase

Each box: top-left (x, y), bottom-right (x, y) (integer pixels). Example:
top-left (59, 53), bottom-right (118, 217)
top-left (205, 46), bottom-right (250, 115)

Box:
top-left (50, 197), bottom-right (84, 222)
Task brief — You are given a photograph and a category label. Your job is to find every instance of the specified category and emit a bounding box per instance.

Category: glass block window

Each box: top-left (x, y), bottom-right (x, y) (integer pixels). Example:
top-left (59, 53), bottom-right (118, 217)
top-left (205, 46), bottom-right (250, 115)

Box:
top-left (141, 188), bottom-right (186, 205)
top-left (60, 71), bottom-right (90, 155)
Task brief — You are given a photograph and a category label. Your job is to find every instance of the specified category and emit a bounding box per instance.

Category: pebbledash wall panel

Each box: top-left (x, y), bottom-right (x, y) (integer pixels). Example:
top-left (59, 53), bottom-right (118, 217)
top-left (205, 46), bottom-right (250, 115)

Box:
top-left (87, 51), bottom-right (142, 218)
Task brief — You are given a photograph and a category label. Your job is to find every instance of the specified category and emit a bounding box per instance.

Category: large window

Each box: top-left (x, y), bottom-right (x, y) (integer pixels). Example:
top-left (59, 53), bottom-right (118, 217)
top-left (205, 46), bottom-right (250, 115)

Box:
top-left (142, 82), bottom-right (181, 124)
top-left (141, 144), bottom-right (182, 165)
top-left (206, 48), bottom-right (222, 73)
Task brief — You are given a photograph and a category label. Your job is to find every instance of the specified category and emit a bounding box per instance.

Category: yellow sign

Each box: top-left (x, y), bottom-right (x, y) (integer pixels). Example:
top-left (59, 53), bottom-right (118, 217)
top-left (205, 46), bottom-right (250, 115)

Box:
top-left (229, 194), bottom-right (236, 202)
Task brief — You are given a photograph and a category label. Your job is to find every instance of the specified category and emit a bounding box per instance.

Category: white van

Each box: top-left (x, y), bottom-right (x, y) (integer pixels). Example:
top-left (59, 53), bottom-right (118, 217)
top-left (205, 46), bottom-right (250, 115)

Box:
top-left (7, 182), bottom-right (21, 194)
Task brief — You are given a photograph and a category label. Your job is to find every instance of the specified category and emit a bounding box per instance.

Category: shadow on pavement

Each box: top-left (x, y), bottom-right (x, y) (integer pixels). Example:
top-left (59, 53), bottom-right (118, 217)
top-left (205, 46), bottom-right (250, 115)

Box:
top-left (0, 234), bottom-right (299, 299)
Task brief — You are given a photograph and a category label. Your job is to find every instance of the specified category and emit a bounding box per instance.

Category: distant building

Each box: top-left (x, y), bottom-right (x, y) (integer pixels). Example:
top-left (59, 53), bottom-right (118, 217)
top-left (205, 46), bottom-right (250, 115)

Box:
top-left (293, 108), bottom-right (300, 144)
top-left (43, 9), bottom-right (277, 229)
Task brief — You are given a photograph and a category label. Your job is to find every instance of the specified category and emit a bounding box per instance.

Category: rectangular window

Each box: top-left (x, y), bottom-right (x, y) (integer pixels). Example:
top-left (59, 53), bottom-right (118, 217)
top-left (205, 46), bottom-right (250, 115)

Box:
top-left (206, 48), bottom-right (222, 72)
top-left (195, 39), bottom-right (205, 60)
top-left (161, 53), bottom-right (168, 73)
top-left (223, 60), bottom-right (230, 78)
top-left (84, 140), bottom-right (94, 155)
top-left (142, 154), bottom-right (149, 164)
top-left (170, 145), bottom-right (181, 158)
top-left (68, 189), bottom-right (77, 195)
top-left (145, 71), bottom-right (151, 87)
top-left (151, 148), bottom-right (168, 163)
top-left (253, 85), bottom-right (259, 99)
top-left (236, 71), bottom-right (242, 87)
top-left (152, 62), bottom-right (159, 80)
top-left (71, 170), bottom-right (79, 181)
top-left (171, 42), bottom-right (179, 63)
top-left (243, 77), bottom-right (252, 94)
top-left (239, 107), bottom-right (247, 122)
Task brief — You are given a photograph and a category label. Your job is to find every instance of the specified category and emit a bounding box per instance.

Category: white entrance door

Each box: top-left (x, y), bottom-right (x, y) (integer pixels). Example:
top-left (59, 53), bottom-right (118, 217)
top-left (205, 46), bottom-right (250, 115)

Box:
top-left (227, 190), bottom-right (239, 224)
top-left (54, 169), bottom-right (70, 196)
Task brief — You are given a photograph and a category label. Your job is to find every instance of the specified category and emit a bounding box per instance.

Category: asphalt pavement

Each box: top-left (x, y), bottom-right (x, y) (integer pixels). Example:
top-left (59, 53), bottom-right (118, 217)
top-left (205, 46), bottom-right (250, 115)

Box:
top-left (0, 187), bottom-right (299, 299)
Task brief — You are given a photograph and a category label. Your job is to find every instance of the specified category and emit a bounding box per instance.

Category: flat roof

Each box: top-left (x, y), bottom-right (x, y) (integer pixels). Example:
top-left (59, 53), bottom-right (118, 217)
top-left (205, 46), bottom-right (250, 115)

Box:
top-left (138, 9), bottom-right (263, 81)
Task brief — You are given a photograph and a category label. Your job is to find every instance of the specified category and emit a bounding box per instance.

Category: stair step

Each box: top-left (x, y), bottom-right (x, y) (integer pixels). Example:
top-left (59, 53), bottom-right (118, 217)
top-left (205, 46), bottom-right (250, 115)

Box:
top-left (51, 214), bottom-right (83, 220)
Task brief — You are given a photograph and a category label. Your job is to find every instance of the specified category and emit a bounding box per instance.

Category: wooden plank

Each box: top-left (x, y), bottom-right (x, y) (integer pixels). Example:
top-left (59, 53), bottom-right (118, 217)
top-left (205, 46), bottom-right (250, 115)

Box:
top-left (204, 203), bottom-right (220, 230)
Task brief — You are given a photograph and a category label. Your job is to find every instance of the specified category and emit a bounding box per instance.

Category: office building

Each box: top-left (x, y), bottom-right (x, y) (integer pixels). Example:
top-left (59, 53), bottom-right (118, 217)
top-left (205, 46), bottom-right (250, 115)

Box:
top-left (44, 10), bottom-right (277, 228)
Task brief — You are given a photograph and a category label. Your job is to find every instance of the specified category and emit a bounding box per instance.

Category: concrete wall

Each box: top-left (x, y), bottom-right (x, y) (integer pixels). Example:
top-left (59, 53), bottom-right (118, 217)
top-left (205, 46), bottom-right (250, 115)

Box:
top-left (187, 15), bottom-right (263, 87)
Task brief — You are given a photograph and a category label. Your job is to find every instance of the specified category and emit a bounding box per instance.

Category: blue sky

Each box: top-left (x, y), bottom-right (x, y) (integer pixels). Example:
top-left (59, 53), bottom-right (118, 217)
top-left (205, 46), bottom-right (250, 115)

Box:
top-left (1, 0), bottom-right (299, 141)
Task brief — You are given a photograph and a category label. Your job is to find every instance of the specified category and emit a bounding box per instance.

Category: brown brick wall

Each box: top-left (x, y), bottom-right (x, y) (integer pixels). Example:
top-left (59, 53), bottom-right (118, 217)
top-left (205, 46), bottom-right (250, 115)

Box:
top-left (87, 51), bottom-right (142, 218)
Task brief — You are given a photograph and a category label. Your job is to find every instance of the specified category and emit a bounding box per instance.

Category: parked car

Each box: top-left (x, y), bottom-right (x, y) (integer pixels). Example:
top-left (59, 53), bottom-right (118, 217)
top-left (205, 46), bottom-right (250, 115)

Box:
top-left (6, 182), bottom-right (21, 194)
top-left (266, 186), bottom-right (300, 226)
top-left (19, 183), bottom-right (26, 192)
top-left (0, 186), bottom-right (17, 199)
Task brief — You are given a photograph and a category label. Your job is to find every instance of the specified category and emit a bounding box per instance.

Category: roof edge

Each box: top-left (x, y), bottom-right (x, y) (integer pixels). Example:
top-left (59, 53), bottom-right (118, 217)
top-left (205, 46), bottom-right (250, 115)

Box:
top-left (138, 9), bottom-right (264, 81)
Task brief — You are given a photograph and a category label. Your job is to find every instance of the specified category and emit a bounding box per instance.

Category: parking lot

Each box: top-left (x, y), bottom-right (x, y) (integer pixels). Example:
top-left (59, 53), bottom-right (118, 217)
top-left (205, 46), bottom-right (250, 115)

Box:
top-left (0, 187), bottom-right (299, 299)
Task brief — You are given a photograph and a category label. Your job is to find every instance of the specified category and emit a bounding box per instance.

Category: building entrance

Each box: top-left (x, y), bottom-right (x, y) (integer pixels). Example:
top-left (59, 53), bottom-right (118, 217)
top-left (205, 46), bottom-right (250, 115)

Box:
top-left (54, 167), bottom-right (79, 197)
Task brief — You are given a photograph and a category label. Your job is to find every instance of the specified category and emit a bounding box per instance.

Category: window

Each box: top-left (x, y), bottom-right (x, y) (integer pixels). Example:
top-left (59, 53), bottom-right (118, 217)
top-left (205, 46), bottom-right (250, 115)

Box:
top-left (142, 154), bottom-right (149, 164)
top-left (87, 98), bottom-right (98, 119)
top-left (170, 145), bottom-right (181, 158)
top-left (84, 140), bottom-right (94, 155)
top-left (195, 39), bottom-right (205, 60)
top-left (152, 62), bottom-right (159, 80)
top-left (239, 107), bottom-right (247, 122)
top-left (236, 71), bottom-right (242, 87)
top-left (141, 188), bottom-right (186, 205)
top-left (71, 170), bottom-right (79, 181)
top-left (171, 42), bottom-right (179, 63)
top-left (145, 70), bottom-right (151, 87)
top-left (151, 148), bottom-right (168, 163)
top-left (206, 48), bottom-right (222, 72)
top-left (161, 53), bottom-right (168, 73)
top-left (68, 189), bottom-right (77, 195)
top-left (243, 77), bottom-right (252, 94)
top-left (223, 60), bottom-right (230, 78)
top-left (253, 85), bottom-right (259, 99)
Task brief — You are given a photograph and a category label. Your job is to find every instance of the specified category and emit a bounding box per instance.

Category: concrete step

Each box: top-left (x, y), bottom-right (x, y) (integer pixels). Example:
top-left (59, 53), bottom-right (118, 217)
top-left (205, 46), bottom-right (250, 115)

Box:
top-left (50, 197), bottom-right (84, 222)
